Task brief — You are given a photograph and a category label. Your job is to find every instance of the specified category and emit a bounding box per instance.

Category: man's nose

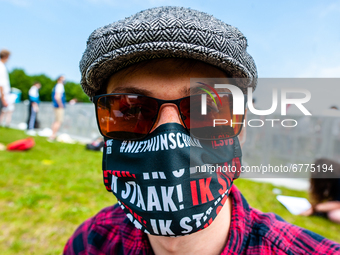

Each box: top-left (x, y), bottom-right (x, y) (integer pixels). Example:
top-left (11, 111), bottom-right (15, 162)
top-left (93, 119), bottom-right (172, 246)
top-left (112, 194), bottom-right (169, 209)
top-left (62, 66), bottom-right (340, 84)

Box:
top-left (151, 104), bottom-right (182, 130)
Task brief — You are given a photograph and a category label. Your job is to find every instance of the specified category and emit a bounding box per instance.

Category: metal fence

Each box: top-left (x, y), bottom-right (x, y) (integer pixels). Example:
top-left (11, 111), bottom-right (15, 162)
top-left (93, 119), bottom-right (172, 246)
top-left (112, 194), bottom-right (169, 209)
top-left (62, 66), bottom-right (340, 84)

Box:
top-left (242, 113), bottom-right (340, 178)
top-left (10, 102), bottom-right (100, 142)
top-left (9, 102), bottom-right (340, 173)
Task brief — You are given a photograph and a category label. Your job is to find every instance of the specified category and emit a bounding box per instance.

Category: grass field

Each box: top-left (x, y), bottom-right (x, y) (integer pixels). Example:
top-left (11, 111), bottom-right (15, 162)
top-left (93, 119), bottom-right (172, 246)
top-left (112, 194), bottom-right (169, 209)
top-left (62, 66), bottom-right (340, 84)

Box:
top-left (0, 128), bottom-right (339, 254)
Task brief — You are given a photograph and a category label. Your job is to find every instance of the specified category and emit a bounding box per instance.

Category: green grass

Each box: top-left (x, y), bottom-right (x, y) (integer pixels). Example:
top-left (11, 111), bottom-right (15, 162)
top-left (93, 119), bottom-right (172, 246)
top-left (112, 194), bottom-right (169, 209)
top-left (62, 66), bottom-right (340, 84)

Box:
top-left (235, 179), bottom-right (340, 242)
top-left (0, 128), bottom-right (339, 254)
top-left (0, 128), bottom-right (114, 255)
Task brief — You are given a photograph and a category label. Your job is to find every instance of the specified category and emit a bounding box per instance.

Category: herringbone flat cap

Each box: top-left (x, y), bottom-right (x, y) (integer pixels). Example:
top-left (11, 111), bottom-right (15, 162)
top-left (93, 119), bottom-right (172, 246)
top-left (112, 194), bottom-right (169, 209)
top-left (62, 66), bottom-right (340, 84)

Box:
top-left (80, 6), bottom-right (257, 97)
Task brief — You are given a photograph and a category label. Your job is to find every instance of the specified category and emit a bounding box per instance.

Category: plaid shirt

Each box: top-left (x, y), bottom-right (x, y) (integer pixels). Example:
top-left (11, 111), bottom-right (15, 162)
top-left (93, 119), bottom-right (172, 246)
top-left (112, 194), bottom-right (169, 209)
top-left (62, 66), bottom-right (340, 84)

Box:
top-left (64, 185), bottom-right (340, 255)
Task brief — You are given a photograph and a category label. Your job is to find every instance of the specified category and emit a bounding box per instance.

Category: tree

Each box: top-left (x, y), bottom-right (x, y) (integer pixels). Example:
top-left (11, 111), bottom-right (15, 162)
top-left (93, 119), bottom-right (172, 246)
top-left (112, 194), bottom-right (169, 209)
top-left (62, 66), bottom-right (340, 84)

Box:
top-left (9, 69), bottom-right (90, 102)
top-left (64, 82), bottom-right (91, 102)
top-left (8, 69), bottom-right (32, 101)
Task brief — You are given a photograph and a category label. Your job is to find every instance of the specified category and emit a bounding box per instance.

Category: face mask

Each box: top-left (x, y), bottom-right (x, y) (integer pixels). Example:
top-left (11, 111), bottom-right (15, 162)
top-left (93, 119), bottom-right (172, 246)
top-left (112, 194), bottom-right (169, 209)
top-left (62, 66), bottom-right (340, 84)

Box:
top-left (102, 123), bottom-right (242, 236)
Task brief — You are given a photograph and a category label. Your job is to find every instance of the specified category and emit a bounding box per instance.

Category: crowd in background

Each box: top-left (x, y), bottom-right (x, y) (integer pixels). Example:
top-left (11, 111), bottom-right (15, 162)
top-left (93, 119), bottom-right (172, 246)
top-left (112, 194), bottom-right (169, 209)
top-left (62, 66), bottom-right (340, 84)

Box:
top-left (0, 49), bottom-right (66, 142)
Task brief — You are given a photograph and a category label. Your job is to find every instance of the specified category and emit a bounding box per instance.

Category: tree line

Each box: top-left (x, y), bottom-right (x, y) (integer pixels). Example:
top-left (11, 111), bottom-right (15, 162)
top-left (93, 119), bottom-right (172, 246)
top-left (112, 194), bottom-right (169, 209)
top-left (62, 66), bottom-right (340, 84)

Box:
top-left (9, 69), bottom-right (91, 103)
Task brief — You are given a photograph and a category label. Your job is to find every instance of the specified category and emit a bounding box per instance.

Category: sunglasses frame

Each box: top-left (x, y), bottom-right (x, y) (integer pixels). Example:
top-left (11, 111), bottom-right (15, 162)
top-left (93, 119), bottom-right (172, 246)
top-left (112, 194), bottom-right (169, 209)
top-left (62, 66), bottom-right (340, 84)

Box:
top-left (92, 93), bottom-right (247, 141)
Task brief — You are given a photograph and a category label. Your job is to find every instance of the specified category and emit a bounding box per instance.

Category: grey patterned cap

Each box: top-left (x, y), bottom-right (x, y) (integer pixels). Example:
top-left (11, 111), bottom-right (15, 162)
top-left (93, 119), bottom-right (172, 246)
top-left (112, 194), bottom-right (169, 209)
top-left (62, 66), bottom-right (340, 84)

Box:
top-left (80, 6), bottom-right (257, 97)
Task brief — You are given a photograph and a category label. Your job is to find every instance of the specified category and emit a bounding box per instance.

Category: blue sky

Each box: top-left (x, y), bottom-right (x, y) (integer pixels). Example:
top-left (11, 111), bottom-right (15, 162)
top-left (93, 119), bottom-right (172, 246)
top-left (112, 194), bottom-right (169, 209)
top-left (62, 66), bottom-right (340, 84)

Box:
top-left (1, 0), bottom-right (340, 83)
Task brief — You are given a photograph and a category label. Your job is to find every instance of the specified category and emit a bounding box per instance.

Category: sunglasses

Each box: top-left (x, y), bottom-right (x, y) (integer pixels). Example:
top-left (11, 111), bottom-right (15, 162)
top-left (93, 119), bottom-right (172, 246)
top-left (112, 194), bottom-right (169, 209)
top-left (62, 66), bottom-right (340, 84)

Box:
top-left (92, 93), bottom-right (247, 141)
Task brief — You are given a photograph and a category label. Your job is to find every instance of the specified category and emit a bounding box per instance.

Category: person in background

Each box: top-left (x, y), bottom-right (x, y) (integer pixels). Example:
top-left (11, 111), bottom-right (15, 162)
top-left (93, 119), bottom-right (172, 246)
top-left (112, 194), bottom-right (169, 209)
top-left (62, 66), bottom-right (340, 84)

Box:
top-left (69, 98), bottom-right (78, 105)
top-left (26, 82), bottom-right (41, 135)
top-left (85, 136), bottom-right (104, 151)
top-left (49, 75), bottom-right (66, 141)
top-left (0, 49), bottom-right (12, 127)
top-left (301, 158), bottom-right (340, 224)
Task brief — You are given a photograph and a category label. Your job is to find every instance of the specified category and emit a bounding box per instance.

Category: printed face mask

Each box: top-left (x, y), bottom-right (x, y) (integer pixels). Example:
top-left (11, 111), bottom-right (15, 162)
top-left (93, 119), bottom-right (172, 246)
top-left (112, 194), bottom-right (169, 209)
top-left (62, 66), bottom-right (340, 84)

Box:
top-left (102, 123), bottom-right (242, 236)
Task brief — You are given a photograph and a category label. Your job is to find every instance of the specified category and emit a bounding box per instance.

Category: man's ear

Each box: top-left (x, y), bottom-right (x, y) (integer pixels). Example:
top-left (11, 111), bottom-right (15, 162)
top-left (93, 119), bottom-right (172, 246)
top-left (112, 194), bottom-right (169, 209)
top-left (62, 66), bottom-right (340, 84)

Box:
top-left (238, 109), bottom-right (247, 148)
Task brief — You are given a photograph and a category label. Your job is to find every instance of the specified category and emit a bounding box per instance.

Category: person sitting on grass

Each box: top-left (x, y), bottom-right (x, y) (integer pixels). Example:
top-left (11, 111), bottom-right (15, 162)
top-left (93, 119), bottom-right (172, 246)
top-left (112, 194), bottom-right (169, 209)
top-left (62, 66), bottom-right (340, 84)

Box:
top-left (301, 158), bottom-right (340, 224)
top-left (64, 6), bottom-right (340, 255)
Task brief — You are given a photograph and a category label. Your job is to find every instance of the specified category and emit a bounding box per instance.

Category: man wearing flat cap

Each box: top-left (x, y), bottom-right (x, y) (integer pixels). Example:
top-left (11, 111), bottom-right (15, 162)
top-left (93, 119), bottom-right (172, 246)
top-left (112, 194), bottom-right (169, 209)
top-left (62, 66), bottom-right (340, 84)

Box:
top-left (64, 6), bottom-right (340, 255)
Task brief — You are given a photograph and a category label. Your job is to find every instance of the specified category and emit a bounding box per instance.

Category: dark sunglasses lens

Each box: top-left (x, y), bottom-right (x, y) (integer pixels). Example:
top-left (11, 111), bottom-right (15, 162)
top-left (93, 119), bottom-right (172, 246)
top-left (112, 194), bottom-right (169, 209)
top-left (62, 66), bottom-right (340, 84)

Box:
top-left (181, 94), bottom-right (244, 139)
top-left (96, 95), bottom-right (158, 140)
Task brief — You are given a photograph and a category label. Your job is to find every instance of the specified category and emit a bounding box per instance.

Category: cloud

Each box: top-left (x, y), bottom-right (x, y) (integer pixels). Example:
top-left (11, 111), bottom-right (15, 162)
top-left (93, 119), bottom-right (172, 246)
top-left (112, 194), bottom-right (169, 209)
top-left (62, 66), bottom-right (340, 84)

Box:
top-left (298, 64), bottom-right (340, 78)
top-left (319, 2), bottom-right (340, 18)
top-left (318, 66), bottom-right (340, 77)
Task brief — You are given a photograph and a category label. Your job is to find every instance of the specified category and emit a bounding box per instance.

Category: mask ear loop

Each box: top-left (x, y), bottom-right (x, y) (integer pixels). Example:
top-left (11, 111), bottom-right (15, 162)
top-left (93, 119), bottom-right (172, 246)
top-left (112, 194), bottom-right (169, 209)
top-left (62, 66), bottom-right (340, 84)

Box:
top-left (233, 135), bottom-right (242, 180)
top-left (234, 136), bottom-right (237, 158)
top-left (237, 99), bottom-right (247, 148)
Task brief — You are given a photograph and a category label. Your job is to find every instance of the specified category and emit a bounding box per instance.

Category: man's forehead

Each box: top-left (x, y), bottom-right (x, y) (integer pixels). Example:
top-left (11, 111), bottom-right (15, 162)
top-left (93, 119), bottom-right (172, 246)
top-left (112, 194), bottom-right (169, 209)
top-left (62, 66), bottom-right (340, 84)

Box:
top-left (106, 58), bottom-right (231, 94)
top-left (107, 82), bottom-right (232, 97)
